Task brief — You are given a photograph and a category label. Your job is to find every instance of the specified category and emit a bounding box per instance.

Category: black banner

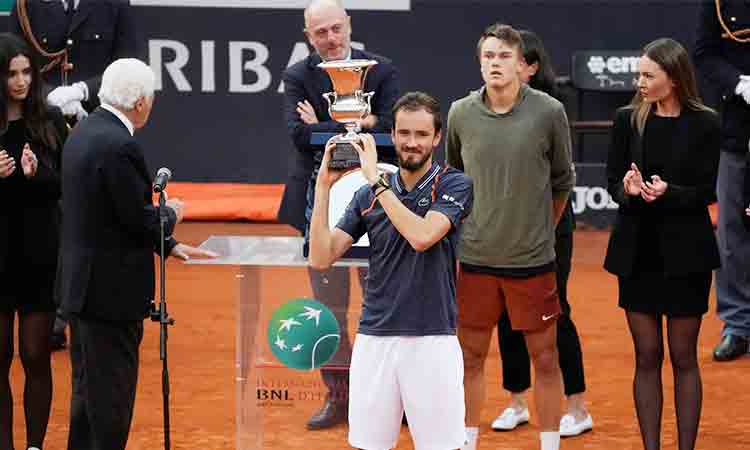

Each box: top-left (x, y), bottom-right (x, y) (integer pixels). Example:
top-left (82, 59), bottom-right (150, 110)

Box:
top-left (1, 1), bottom-right (707, 184)
top-left (0, 0), bottom-right (708, 229)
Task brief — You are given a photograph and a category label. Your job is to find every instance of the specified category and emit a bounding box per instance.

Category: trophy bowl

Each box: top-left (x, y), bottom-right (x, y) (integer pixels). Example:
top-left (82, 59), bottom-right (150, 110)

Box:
top-left (318, 59), bottom-right (378, 169)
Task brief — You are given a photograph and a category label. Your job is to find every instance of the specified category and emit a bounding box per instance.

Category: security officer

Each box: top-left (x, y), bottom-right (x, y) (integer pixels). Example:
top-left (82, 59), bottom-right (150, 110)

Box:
top-left (10, 0), bottom-right (138, 120)
top-left (9, 0), bottom-right (139, 350)
top-left (695, 0), bottom-right (750, 361)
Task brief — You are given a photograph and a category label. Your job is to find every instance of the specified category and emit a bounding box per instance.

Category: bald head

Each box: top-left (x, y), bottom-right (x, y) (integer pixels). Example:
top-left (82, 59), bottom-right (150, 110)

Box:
top-left (304, 0), bottom-right (346, 27)
top-left (303, 0), bottom-right (352, 61)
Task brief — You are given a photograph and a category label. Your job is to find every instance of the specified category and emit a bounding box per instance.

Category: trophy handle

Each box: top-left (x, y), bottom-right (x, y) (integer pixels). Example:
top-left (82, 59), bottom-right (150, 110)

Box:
top-left (322, 92), bottom-right (337, 106)
top-left (359, 91), bottom-right (375, 118)
top-left (360, 91), bottom-right (374, 106)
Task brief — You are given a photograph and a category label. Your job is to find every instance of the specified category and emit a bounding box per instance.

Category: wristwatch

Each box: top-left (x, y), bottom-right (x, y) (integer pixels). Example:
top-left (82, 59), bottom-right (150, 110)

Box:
top-left (370, 172), bottom-right (391, 195)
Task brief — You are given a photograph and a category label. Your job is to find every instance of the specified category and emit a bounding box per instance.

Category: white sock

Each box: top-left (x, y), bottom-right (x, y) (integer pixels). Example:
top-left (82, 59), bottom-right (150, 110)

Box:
top-left (461, 427), bottom-right (479, 450)
top-left (540, 431), bottom-right (560, 450)
top-left (28, 448), bottom-right (41, 450)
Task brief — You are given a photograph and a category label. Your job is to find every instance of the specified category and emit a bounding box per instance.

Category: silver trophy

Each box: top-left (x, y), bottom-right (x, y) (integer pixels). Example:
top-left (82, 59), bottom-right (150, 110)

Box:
top-left (318, 59), bottom-right (378, 169)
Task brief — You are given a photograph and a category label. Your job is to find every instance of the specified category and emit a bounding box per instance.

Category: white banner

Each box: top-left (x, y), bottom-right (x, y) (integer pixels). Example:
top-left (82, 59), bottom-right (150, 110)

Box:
top-left (131, 0), bottom-right (410, 10)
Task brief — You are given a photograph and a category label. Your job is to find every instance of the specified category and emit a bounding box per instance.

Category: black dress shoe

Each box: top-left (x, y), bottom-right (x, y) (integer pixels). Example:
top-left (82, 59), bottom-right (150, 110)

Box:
top-left (713, 335), bottom-right (749, 362)
top-left (306, 399), bottom-right (347, 430)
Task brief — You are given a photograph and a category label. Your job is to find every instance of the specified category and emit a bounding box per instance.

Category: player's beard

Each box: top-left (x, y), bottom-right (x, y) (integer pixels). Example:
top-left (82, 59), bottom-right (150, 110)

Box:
top-left (398, 148), bottom-right (432, 173)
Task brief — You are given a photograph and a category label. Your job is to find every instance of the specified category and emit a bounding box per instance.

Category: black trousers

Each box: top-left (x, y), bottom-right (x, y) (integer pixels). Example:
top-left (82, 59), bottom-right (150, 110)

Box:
top-left (67, 317), bottom-right (143, 450)
top-left (309, 266), bottom-right (367, 404)
top-left (497, 230), bottom-right (587, 396)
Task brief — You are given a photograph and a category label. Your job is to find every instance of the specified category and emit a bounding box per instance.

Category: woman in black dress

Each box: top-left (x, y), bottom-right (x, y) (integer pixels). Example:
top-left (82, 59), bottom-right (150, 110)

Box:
top-left (492, 29), bottom-right (592, 438)
top-left (605, 38), bottom-right (720, 450)
top-left (0, 33), bottom-right (67, 450)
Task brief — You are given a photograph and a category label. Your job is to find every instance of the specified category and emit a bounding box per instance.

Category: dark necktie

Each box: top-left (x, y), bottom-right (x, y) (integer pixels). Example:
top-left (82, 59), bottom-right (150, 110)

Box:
top-left (65, 0), bottom-right (74, 15)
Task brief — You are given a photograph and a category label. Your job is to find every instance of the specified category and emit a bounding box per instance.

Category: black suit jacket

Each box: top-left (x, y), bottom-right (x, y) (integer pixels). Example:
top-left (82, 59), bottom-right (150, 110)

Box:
top-left (9, 0), bottom-right (139, 112)
top-left (694, 0), bottom-right (750, 154)
top-left (0, 106), bottom-right (67, 273)
top-left (58, 108), bottom-right (177, 322)
top-left (604, 107), bottom-right (722, 277)
top-left (277, 48), bottom-right (399, 232)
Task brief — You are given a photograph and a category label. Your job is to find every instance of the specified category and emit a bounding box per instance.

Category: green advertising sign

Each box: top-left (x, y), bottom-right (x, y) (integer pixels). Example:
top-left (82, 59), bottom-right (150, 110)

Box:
top-left (267, 299), bottom-right (340, 371)
top-left (0, 0), bottom-right (12, 15)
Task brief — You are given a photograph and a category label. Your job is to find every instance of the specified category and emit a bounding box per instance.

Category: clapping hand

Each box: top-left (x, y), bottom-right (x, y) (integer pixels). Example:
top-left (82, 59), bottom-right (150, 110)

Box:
top-left (641, 174), bottom-right (668, 203)
top-left (623, 163), bottom-right (643, 196)
top-left (736, 75), bottom-right (750, 105)
top-left (0, 150), bottom-right (15, 178)
top-left (20, 144), bottom-right (38, 178)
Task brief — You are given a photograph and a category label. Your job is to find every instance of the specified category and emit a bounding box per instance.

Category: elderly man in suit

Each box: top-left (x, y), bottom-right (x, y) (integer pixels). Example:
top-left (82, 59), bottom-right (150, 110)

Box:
top-left (276, 0), bottom-right (399, 430)
top-left (695, 0), bottom-right (750, 362)
top-left (58, 58), bottom-right (215, 450)
top-left (10, 0), bottom-right (139, 350)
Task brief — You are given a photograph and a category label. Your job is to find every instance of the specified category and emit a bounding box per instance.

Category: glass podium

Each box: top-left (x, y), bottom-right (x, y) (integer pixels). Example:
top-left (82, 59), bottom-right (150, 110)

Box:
top-left (188, 236), bottom-right (366, 450)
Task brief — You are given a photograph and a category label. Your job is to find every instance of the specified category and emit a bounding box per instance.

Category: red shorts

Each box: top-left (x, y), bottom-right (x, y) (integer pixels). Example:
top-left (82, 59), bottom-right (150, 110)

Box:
top-left (457, 267), bottom-right (561, 332)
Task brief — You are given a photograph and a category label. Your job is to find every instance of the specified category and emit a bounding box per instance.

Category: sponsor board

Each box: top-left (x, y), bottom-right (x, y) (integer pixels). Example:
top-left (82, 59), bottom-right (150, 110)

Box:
top-left (0, 0), bottom-right (12, 16)
top-left (572, 163), bottom-right (617, 229)
top-left (132, 0), bottom-right (410, 10)
top-left (0, 0), bottom-right (410, 16)
top-left (572, 50), bottom-right (640, 92)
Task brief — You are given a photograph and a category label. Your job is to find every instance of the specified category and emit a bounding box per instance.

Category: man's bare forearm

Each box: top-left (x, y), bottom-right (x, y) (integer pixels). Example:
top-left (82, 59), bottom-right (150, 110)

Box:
top-left (309, 182), bottom-right (334, 269)
top-left (376, 189), bottom-right (449, 252)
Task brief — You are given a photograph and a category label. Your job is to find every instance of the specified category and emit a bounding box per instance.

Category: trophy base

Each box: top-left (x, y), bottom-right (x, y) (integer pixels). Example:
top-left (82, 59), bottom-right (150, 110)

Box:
top-left (328, 140), bottom-right (361, 170)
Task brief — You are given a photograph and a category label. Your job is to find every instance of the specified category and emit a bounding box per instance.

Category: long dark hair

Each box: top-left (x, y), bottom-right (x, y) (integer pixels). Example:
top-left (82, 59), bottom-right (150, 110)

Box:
top-left (630, 38), bottom-right (712, 135)
top-left (519, 29), bottom-right (558, 99)
top-left (0, 32), bottom-right (59, 157)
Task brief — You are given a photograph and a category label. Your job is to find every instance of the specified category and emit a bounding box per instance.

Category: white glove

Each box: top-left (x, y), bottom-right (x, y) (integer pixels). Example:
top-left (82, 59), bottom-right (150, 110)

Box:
top-left (60, 100), bottom-right (88, 122)
top-left (735, 75), bottom-right (750, 105)
top-left (47, 81), bottom-right (88, 108)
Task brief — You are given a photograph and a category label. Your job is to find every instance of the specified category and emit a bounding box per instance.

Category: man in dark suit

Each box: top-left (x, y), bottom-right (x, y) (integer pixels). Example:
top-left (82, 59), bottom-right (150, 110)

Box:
top-left (695, 0), bottom-right (750, 361)
top-left (10, 0), bottom-right (139, 350)
top-left (10, 0), bottom-right (138, 120)
top-left (276, 0), bottom-right (399, 429)
top-left (58, 58), bottom-right (215, 450)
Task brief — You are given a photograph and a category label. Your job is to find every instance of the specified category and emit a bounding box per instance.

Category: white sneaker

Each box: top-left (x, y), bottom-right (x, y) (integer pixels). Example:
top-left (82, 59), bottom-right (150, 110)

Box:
top-left (491, 407), bottom-right (530, 431)
top-left (559, 412), bottom-right (593, 437)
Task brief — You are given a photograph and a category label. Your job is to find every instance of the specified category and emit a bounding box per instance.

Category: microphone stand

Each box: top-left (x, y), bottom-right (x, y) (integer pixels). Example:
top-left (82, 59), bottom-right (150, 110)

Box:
top-left (152, 190), bottom-right (175, 450)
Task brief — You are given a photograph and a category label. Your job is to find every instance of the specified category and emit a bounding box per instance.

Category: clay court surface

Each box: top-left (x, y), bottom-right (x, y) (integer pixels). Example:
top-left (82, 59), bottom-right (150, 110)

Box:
top-left (9, 222), bottom-right (750, 450)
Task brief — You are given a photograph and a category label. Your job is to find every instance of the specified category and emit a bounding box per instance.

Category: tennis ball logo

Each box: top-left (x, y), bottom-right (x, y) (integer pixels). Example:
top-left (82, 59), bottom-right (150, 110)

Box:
top-left (268, 299), bottom-right (340, 370)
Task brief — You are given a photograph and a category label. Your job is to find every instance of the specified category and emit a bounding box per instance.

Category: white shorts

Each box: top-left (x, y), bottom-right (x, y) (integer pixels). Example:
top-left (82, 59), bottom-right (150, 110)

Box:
top-left (348, 334), bottom-right (466, 450)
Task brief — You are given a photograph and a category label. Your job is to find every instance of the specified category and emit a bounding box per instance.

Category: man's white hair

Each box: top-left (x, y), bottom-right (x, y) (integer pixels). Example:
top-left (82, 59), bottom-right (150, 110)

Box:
top-left (98, 58), bottom-right (155, 110)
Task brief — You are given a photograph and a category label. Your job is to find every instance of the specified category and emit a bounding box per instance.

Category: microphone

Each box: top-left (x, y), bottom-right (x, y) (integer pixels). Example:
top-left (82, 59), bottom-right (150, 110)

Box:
top-left (153, 167), bottom-right (172, 193)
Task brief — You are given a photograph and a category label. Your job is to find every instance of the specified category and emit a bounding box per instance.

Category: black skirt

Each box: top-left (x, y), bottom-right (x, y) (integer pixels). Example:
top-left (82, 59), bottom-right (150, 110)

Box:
top-left (618, 271), bottom-right (712, 317)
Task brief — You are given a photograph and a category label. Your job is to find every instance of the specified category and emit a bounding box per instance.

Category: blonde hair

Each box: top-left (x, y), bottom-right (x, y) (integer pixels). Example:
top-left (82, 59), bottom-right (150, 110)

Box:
top-left (630, 38), bottom-right (712, 135)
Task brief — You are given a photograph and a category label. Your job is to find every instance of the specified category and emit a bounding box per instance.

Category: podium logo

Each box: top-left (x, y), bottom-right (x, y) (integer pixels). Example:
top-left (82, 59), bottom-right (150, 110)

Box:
top-left (268, 299), bottom-right (340, 371)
